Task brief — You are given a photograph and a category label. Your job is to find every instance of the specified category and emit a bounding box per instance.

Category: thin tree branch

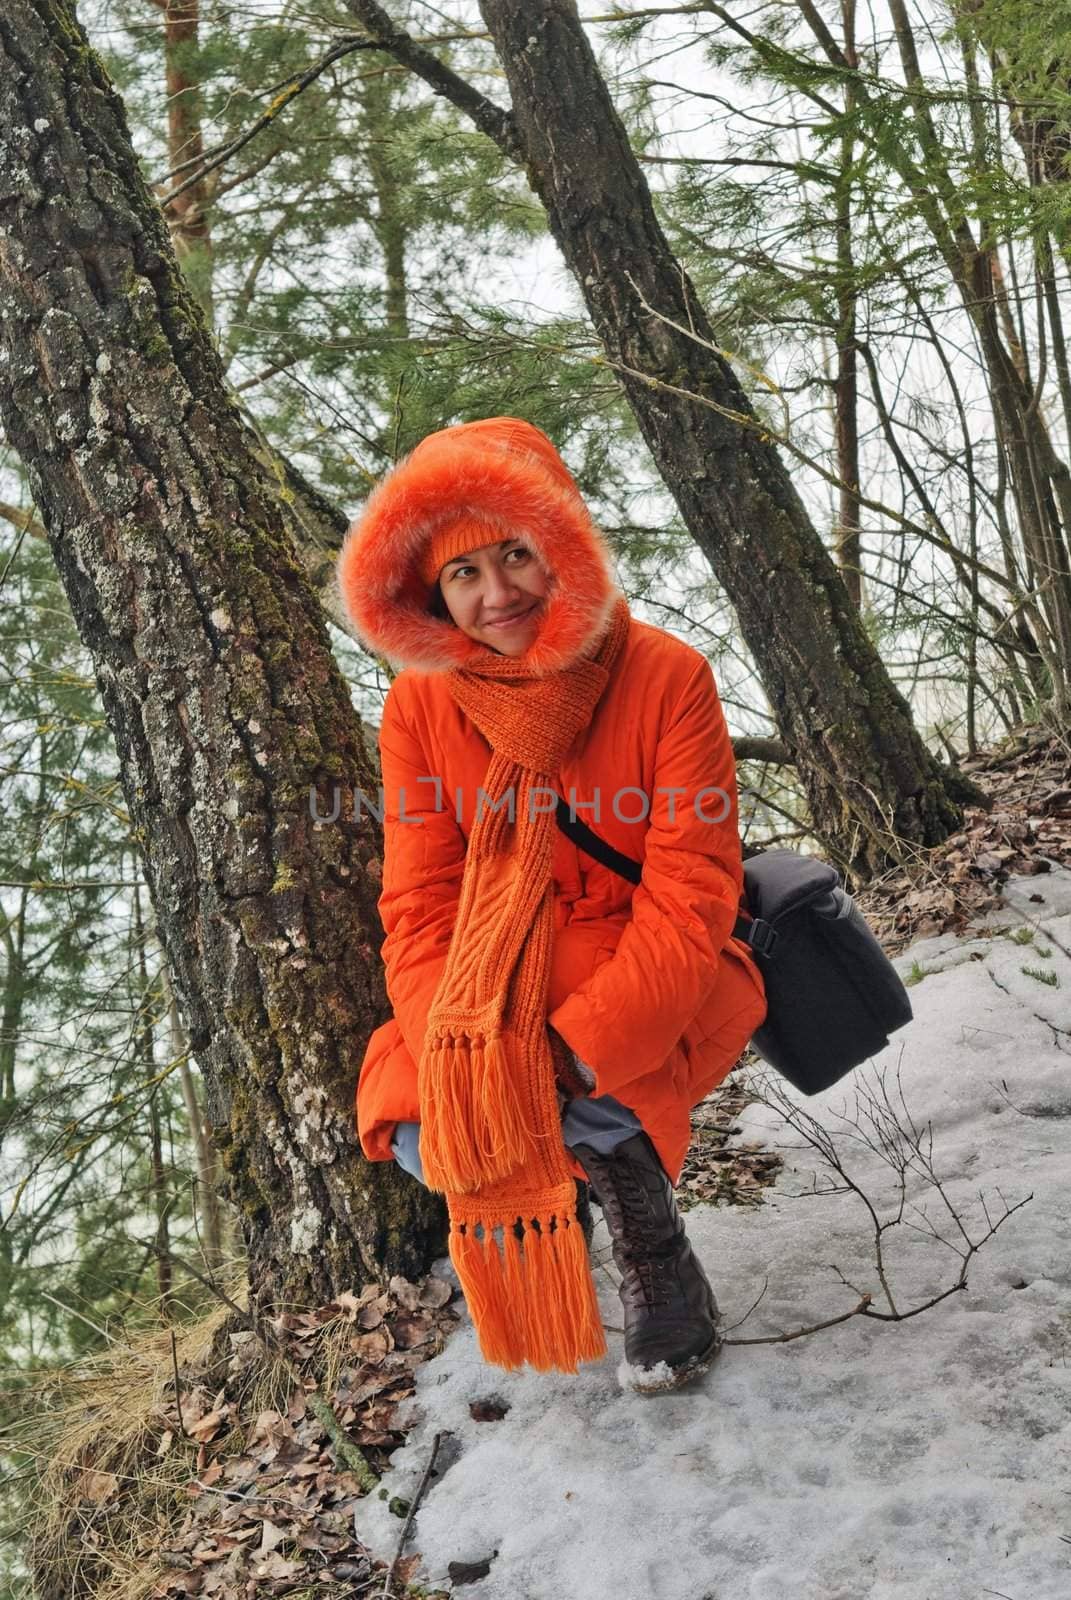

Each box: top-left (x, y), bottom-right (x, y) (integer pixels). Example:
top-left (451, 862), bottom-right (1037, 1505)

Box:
top-left (0, 501), bottom-right (46, 541)
top-left (344, 0), bottom-right (523, 159)
top-left (733, 737), bottom-right (793, 765)
top-left (378, 1431), bottom-right (444, 1597)
top-left (158, 35), bottom-right (382, 208)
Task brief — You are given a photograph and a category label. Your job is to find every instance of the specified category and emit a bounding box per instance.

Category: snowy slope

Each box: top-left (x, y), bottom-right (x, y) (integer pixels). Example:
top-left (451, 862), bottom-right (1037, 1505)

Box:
top-left (355, 864), bottom-right (1071, 1600)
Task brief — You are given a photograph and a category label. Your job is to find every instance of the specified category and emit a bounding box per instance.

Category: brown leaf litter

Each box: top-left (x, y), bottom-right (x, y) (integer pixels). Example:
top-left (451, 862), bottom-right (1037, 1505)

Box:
top-left (679, 1078), bottom-right (786, 1210)
top-left (146, 1276), bottom-right (458, 1599)
top-left (853, 727), bottom-right (1069, 954)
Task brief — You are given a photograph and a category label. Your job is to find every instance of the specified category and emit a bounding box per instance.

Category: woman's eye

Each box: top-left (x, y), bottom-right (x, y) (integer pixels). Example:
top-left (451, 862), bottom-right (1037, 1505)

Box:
top-left (449, 547), bottom-right (528, 581)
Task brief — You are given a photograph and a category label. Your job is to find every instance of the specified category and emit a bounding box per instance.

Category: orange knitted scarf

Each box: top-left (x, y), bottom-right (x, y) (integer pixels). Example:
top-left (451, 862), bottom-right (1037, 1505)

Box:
top-left (417, 593), bottom-right (631, 1372)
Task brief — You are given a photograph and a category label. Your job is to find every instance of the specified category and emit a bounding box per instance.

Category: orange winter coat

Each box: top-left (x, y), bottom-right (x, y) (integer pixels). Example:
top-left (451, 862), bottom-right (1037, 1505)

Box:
top-left (355, 602), bottom-right (767, 1188)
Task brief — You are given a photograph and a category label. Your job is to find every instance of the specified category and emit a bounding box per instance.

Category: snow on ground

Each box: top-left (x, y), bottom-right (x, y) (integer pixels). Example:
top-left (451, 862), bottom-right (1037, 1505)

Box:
top-left (356, 864), bottom-right (1071, 1600)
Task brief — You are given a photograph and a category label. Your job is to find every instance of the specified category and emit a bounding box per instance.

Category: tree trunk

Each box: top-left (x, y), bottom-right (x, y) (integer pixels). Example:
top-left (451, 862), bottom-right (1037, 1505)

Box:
top-left (134, 880), bottom-right (175, 1318)
top-left (471, 0), bottom-right (967, 879)
top-left (0, 895), bottom-right (30, 1333)
top-left (833, 0), bottom-right (863, 611)
top-left (150, 0), bottom-right (216, 327)
top-left (0, 1), bottom-right (445, 1315)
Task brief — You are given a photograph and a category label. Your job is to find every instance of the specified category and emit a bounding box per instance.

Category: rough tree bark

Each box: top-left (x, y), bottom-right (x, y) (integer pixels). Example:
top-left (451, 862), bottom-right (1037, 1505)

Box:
top-left (0, 1), bottom-right (445, 1314)
top-left (346, 0), bottom-right (974, 881)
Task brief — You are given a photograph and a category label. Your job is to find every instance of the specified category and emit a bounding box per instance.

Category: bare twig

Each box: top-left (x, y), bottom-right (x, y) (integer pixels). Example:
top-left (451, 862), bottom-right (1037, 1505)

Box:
top-left (169, 1327), bottom-right (188, 1439)
top-left (725, 1292), bottom-right (873, 1346)
top-left (379, 1431), bottom-right (444, 1597)
top-left (719, 1274), bottom-right (770, 1333)
top-left (723, 1063), bottom-right (1032, 1345)
top-left (38, 1290), bottom-right (129, 1350)
top-left (157, 35), bottom-right (379, 207)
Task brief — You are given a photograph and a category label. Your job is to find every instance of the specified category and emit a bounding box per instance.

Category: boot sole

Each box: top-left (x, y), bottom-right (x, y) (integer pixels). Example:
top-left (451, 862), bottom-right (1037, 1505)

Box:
top-left (617, 1330), bottom-right (723, 1397)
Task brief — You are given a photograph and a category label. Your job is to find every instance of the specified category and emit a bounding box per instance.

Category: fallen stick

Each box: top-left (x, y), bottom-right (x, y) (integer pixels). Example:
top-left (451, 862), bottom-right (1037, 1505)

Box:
top-left (379, 1430), bottom-right (444, 1598)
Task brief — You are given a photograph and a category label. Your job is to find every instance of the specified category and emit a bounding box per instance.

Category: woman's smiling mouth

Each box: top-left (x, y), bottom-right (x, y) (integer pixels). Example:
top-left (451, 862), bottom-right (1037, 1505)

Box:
top-left (484, 602), bottom-right (538, 629)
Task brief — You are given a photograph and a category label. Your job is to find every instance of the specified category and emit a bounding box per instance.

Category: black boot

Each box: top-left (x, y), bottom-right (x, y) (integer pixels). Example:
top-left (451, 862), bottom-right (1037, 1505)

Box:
top-left (572, 1132), bottom-right (720, 1393)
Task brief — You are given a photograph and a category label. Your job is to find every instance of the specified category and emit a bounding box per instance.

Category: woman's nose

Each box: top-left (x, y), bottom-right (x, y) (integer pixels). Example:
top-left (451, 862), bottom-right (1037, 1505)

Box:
top-left (483, 565), bottom-right (520, 603)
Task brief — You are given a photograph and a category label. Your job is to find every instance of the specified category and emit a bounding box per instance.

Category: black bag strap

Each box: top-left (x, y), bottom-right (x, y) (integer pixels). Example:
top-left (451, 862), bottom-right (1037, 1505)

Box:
top-left (552, 795), bottom-right (775, 954)
top-left (554, 795), bottom-right (642, 884)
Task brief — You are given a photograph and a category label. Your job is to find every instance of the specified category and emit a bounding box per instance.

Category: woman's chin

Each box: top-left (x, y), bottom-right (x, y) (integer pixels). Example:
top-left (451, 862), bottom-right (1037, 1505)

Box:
top-left (481, 631), bottom-right (534, 656)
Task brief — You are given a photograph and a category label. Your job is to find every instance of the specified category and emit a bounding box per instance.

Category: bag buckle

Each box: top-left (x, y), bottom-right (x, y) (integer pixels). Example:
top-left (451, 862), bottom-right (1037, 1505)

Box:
top-left (745, 917), bottom-right (778, 957)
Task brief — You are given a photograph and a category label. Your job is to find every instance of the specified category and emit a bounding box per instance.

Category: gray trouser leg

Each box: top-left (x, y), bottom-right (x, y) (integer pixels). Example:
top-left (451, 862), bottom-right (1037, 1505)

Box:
top-left (561, 1094), bottom-right (642, 1155)
top-left (389, 1121), bottom-right (427, 1185)
top-left (389, 1093), bottom-right (643, 1187)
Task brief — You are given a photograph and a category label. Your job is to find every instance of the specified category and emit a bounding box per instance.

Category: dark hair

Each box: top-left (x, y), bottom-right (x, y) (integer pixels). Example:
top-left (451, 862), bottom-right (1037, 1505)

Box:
top-left (427, 582), bottom-right (450, 621)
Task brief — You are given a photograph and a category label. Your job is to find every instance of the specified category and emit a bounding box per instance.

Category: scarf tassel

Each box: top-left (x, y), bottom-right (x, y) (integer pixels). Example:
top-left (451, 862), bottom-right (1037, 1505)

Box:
top-left (451, 1205), bottom-right (608, 1372)
top-left (419, 1026), bottom-right (531, 1193)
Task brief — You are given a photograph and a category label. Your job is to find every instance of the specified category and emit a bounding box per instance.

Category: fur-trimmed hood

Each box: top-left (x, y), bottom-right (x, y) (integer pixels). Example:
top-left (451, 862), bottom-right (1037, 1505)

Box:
top-left (335, 417), bottom-right (621, 675)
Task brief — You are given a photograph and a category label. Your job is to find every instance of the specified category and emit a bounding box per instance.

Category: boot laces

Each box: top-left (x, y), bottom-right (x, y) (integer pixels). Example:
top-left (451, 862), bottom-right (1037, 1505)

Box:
top-left (626, 1250), bottom-right (679, 1311)
top-left (613, 1163), bottom-right (680, 1311)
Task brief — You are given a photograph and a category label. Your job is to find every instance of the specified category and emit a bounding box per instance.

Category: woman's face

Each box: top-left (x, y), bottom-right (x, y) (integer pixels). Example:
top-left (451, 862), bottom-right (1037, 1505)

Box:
top-left (437, 538), bottom-right (551, 656)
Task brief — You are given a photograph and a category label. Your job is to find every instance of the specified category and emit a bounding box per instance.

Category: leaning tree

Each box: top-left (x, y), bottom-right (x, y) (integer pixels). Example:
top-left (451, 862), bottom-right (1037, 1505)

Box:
top-left (347, 0), bottom-right (985, 877)
top-left (0, 0), bottom-right (445, 1317)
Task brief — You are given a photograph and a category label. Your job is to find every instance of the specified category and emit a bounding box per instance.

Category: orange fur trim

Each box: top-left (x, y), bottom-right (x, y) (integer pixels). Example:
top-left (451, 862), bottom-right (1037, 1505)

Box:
top-left (336, 417), bottom-right (619, 676)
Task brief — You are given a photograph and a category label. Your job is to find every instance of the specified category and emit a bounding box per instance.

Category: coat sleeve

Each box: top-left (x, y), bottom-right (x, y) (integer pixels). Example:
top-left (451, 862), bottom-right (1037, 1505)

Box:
top-left (546, 653), bottom-right (745, 1096)
top-left (376, 679), bottom-right (466, 1069)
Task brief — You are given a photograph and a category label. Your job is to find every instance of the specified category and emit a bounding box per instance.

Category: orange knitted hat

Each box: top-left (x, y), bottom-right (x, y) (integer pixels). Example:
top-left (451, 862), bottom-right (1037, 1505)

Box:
top-left (417, 515), bottom-right (502, 587)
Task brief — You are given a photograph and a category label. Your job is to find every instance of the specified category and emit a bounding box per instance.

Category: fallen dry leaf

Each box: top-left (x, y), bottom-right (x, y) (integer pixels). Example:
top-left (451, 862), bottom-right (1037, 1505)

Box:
top-left (256, 1519), bottom-right (287, 1557)
top-left (253, 1552), bottom-right (305, 1580)
top-left (391, 1313), bottom-right (431, 1351)
top-left (389, 1275), bottom-right (422, 1311)
top-left (469, 1397), bottom-right (510, 1423)
top-left (419, 1275), bottom-right (453, 1309)
top-left (349, 1327), bottom-right (391, 1362)
top-left (77, 1468), bottom-right (118, 1504)
top-left (187, 1409), bottom-right (227, 1443)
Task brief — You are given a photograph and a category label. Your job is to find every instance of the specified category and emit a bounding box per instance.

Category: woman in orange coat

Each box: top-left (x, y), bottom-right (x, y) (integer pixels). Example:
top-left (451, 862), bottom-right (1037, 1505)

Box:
top-left (337, 416), bottom-right (766, 1393)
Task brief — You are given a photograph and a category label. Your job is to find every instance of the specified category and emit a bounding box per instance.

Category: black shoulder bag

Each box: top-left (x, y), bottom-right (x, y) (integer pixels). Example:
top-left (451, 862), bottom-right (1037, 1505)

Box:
top-left (553, 796), bottom-right (913, 1096)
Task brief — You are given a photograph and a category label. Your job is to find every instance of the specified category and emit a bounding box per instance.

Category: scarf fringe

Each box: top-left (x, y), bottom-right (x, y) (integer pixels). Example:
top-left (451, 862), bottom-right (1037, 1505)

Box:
top-left (419, 1027), bottom-right (530, 1193)
top-left (451, 1204), bottom-right (608, 1373)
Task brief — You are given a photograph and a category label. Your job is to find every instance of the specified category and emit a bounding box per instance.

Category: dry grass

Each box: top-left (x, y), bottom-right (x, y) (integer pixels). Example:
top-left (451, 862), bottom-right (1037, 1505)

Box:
top-left (4, 1272), bottom-right (249, 1600)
